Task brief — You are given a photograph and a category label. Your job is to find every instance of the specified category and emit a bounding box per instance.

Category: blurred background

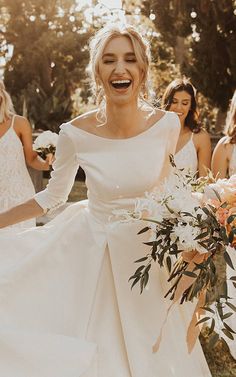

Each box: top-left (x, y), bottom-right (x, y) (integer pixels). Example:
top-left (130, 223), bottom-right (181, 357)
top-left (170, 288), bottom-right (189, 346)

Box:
top-left (0, 0), bottom-right (235, 135)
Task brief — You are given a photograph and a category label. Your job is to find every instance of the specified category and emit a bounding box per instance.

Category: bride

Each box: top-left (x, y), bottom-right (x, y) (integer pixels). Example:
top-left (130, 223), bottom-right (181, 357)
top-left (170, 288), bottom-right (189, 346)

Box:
top-left (0, 24), bottom-right (211, 376)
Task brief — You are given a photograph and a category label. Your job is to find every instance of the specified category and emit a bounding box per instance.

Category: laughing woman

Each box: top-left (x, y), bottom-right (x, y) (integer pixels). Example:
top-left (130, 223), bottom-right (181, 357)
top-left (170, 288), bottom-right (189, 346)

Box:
top-left (0, 25), bottom-right (211, 376)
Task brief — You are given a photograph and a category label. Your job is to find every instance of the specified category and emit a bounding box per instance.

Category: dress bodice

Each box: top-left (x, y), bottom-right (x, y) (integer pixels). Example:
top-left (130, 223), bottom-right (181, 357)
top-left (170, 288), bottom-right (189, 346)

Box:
top-left (175, 137), bottom-right (198, 174)
top-left (229, 144), bottom-right (236, 176)
top-left (35, 112), bottom-right (180, 222)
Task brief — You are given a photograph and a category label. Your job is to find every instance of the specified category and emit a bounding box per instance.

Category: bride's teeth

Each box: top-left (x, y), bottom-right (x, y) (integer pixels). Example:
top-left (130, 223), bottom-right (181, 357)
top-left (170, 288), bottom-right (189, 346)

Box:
top-left (111, 80), bottom-right (131, 84)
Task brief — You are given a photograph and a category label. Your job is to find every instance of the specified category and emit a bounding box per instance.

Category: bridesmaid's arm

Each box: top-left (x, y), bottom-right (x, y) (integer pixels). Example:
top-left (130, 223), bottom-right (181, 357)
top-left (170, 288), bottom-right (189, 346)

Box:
top-left (194, 131), bottom-right (212, 177)
top-left (211, 138), bottom-right (230, 178)
top-left (16, 116), bottom-right (51, 171)
top-left (0, 199), bottom-right (44, 229)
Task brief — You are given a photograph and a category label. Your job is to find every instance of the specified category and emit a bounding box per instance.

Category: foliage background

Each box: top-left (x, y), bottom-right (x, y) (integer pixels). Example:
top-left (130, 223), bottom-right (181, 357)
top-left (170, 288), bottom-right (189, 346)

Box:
top-left (0, 0), bottom-right (235, 133)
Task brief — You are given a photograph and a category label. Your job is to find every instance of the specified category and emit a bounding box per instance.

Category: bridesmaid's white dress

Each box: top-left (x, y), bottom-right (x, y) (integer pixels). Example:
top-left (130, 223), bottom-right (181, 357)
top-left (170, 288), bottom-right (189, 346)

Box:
top-left (226, 144), bottom-right (236, 359)
top-left (0, 115), bottom-right (35, 229)
top-left (175, 134), bottom-right (198, 174)
top-left (229, 144), bottom-right (236, 176)
top-left (0, 112), bottom-right (211, 376)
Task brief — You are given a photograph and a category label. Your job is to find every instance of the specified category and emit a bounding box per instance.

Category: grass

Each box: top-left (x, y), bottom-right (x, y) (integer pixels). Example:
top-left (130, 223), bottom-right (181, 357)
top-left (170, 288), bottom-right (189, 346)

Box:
top-left (44, 178), bottom-right (236, 376)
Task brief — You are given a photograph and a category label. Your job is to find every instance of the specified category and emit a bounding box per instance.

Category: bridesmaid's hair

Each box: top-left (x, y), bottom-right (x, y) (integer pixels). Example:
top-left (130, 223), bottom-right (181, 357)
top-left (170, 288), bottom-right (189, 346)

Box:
top-left (224, 90), bottom-right (236, 144)
top-left (88, 24), bottom-right (151, 107)
top-left (162, 78), bottom-right (201, 133)
top-left (0, 80), bottom-right (15, 123)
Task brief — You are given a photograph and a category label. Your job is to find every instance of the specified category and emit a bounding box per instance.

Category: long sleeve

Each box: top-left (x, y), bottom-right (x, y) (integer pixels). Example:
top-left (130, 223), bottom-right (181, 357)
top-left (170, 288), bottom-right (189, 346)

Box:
top-left (34, 127), bottom-right (80, 213)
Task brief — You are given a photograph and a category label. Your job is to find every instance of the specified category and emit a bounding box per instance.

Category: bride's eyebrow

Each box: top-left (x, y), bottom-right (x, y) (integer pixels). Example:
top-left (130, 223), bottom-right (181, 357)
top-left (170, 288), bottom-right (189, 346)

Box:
top-left (102, 53), bottom-right (115, 58)
top-left (102, 52), bottom-right (136, 58)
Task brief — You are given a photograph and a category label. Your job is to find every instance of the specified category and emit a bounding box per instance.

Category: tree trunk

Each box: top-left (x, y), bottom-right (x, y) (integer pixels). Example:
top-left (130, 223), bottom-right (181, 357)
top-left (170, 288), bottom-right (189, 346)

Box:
top-left (215, 108), bottom-right (227, 133)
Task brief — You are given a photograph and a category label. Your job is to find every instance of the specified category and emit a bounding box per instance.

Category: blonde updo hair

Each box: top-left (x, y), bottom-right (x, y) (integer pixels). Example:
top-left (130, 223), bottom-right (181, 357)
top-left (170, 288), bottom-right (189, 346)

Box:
top-left (88, 24), bottom-right (151, 107)
top-left (0, 80), bottom-right (15, 123)
top-left (224, 90), bottom-right (236, 144)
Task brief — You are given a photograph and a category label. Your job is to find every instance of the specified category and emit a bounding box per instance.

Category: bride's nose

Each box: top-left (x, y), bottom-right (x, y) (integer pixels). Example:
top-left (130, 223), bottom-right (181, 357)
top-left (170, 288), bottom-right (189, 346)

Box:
top-left (114, 60), bottom-right (126, 74)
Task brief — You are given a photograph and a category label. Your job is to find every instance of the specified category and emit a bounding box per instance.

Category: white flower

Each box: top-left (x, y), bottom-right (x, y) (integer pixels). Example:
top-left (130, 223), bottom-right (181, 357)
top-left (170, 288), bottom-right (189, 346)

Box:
top-left (173, 222), bottom-right (208, 254)
top-left (33, 130), bottom-right (59, 150)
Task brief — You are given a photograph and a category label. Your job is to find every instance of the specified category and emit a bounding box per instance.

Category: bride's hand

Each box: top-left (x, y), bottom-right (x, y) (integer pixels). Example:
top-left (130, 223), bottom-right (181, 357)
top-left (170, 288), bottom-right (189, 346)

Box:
top-left (45, 153), bottom-right (55, 167)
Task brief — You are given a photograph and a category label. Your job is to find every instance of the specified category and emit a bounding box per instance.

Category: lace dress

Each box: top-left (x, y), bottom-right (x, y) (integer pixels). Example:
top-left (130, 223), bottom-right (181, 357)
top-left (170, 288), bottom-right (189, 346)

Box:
top-left (226, 144), bottom-right (236, 359)
top-left (229, 144), bottom-right (236, 176)
top-left (0, 115), bottom-right (35, 228)
top-left (0, 112), bottom-right (211, 376)
top-left (174, 134), bottom-right (198, 174)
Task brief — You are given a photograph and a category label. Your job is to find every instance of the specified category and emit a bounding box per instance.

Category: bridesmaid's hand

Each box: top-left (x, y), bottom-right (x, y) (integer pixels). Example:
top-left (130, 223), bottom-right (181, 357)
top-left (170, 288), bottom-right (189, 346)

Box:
top-left (45, 153), bottom-right (55, 167)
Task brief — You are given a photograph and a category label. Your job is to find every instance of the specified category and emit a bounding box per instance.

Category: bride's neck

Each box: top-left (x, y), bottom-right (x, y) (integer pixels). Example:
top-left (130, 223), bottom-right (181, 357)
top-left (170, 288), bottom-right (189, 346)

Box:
top-left (106, 102), bottom-right (142, 135)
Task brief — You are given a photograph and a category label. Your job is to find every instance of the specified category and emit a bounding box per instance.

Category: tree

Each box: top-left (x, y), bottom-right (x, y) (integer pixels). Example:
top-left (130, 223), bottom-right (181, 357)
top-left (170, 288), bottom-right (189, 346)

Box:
top-left (141, 0), bottom-right (236, 128)
top-left (0, 0), bottom-right (94, 131)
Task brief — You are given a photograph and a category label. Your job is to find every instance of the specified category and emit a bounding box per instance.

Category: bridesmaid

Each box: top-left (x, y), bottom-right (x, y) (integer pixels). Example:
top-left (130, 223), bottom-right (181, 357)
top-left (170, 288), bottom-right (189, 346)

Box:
top-left (162, 78), bottom-right (212, 177)
top-left (0, 80), bottom-right (52, 228)
top-left (211, 90), bottom-right (236, 360)
top-left (212, 90), bottom-right (236, 178)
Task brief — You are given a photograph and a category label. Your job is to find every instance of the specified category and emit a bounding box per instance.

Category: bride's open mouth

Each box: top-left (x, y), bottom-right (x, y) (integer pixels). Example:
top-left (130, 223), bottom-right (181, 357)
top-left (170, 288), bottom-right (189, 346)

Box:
top-left (110, 79), bottom-right (132, 90)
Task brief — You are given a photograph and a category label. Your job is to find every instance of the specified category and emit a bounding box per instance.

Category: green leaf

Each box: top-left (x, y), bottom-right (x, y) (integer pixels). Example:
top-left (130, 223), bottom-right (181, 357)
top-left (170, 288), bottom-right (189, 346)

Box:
top-left (222, 312), bottom-right (233, 320)
top-left (226, 302), bottom-right (236, 312)
top-left (166, 256), bottom-right (172, 274)
top-left (220, 227), bottom-right (228, 243)
top-left (196, 316), bottom-right (211, 326)
top-left (229, 231), bottom-right (236, 244)
top-left (209, 318), bottom-right (215, 335)
top-left (227, 214), bottom-right (236, 224)
top-left (229, 276), bottom-right (236, 281)
top-left (224, 251), bottom-right (235, 270)
top-left (131, 276), bottom-right (141, 290)
top-left (223, 321), bottom-right (236, 334)
top-left (137, 226), bottom-right (150, 235)
top-left (194, 231), bottom-right (209, 240)
top-left (135, 257), bottom-right (148, 263)
top-left (212, 189), bottom-right (221, 202)
top-left (182, 271), bottom-right (197, 278)
top-left (222, 328), bottom-right (234, 340)
top-left (201, 306), bottom-right (215, 314)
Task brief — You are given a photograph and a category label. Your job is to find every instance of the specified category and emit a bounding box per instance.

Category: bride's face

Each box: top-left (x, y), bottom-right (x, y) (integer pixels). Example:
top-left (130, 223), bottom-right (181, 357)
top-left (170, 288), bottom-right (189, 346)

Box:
top-left (97, 36), bottom-right (143, 105)
top-left (169, 90), bottom-right (192, 125)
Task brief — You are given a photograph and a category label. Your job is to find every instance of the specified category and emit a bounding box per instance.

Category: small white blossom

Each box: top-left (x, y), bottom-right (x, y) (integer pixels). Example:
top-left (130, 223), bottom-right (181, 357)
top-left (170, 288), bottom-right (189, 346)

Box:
top-left (173, 222), bottom-right (208, 254)
top-left (33, 130), bottom-right (59, 150)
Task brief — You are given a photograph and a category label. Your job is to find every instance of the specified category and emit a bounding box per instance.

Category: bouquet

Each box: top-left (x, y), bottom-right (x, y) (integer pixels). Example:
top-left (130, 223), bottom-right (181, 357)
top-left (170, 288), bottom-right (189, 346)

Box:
top-left (126, 157), bottom-right (236, 352)
top-left (33, 130), bottom-right (59, 160)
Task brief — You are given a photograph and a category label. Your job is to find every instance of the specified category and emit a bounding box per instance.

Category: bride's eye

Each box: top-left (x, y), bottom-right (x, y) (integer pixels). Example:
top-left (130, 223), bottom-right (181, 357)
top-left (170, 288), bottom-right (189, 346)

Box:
top-left (103, 60), bottom-right (115, 64)
top-left (126, 58), bottom-right (137, 63)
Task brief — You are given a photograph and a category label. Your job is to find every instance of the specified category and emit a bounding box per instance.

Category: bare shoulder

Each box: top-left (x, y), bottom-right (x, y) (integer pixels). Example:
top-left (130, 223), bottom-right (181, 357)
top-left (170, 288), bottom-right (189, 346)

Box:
top-left (193, 129), bottom-right (211, 144)
top-left (13, 115), bottom-right (31, 133)
top-left (214, 136), bottom-right (233, 155)
top-left (70, 109), bottom-right (98, 131)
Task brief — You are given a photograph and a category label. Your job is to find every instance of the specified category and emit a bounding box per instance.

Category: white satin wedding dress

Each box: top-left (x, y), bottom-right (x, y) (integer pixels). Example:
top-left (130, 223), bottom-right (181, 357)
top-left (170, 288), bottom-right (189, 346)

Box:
top-left (0, 112), bottom-right (211, 376)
